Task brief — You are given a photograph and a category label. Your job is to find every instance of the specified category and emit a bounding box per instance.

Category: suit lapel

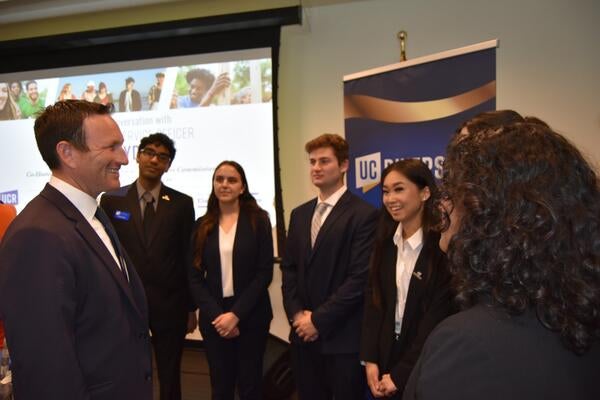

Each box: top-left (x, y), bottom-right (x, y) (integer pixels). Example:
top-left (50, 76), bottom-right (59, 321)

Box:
top-left (126, 184), bottom-right (145, 246)
top-left (41, 185), bottom-right (144, 319)
top-left (310, 191), bottom-right (352, 258)
top-left (402, 237), bottom-right (431, 329)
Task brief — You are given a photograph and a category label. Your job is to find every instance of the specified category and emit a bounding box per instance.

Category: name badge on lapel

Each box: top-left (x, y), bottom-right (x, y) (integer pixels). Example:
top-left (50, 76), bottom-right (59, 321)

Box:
top-left (114, 210), bottom-right (131, 221)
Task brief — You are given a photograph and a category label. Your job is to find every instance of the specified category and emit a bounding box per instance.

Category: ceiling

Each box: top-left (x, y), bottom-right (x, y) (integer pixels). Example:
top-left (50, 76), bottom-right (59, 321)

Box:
top-left (0, 0), bottom-right (362, 25)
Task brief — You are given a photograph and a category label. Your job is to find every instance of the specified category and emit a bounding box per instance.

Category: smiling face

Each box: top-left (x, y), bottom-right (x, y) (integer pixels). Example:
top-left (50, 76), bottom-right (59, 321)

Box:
top-left (382, 170), bottom-right (430, 234)
top-left (10, 82), bottom-right (21, 99)
top-left (69, 115), bottom-right (129, 197)
top-left (26, 82), bottom-right (38, 102)
top-left (0, 83), bottom-right (8, 111)
top-left (213, 164), bottom-right (245, 206)
top-left (189, 78), bottom-right (209, 104)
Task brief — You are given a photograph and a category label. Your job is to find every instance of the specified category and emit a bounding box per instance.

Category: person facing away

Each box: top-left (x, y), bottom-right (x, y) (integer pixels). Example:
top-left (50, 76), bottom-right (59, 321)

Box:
top-left (281, 133), bottom-right (378, 400)
top-left (361, 160), bottom-right (453, 399)
top-left (403, 110), bottom-right (600, 400)
top-left (100, 133), bottom-right (196, 400)
top-left (0, 100), bottom-right (152, 400)
top-left (189, 160), bottom-right (274, 400)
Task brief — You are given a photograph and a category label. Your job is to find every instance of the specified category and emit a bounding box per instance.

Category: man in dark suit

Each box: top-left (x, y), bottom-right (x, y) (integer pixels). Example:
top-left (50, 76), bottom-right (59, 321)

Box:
top-left (0, 100), bottom-right (152, 400)
top-left (100, 133), bottom-right (196, 400)
top-left (281, 133), bottom-right (378, 400)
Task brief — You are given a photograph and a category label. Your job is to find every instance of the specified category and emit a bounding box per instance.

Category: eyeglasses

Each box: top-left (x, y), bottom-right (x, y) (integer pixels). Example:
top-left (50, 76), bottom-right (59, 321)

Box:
top-left (139, 148), bottom-right (171, 163)
top-left (214, 175), bottom-right (240, 184)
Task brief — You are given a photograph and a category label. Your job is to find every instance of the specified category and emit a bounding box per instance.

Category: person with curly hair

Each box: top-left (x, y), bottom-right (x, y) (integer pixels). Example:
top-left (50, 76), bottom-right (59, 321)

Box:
top-left (403, 111), bottom-right (600, 399)
top-left (361, 160), bottom-right (452, 398)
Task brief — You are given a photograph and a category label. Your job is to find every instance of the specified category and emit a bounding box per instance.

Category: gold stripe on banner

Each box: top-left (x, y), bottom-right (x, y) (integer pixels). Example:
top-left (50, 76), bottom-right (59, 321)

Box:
top-left (344, 81), bottom-right (496, 123)
top-left (362, 182), bottom-right (379, 194)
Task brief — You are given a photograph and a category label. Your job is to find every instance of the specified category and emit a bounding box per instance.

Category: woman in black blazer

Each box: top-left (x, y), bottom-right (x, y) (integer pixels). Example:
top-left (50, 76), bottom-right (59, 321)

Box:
top-left (189, 160), bottom-right (273, 400)
top-left (361, 159), bottom-right (452, 398)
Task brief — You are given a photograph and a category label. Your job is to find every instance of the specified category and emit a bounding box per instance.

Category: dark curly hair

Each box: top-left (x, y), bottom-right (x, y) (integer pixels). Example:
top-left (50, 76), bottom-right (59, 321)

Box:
top-left (442, 114), bottom-right (600, 354)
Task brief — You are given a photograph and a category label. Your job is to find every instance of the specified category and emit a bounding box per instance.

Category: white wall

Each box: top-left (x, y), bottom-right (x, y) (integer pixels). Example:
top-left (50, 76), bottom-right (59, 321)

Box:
top-left (278, 0), bottom-right (600, 218)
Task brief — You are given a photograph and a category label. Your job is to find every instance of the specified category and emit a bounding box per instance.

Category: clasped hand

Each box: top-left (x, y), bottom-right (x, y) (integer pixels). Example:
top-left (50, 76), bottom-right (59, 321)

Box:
top-left (366, 362), bottom-right (398, 397)
top-left (212, 312), bottom-right (240, 339)
top-left (292, 310), bottom-right (319, 342)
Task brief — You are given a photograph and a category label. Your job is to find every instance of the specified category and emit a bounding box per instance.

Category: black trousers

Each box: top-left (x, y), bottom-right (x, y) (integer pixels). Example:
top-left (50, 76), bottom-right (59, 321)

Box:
top-left (201, 298), bottom-right (270, 400)
top-left (152, 323), bottom-right (187, 400)
top-left (291, 343), bottom-right (366, 400)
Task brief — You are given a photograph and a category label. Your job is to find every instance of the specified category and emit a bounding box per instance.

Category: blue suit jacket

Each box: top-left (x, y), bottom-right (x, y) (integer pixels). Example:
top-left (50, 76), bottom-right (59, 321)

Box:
top-left (281, 190), bottom-right (378, 354)
top-left (0, 184), bottom-right (152, 400)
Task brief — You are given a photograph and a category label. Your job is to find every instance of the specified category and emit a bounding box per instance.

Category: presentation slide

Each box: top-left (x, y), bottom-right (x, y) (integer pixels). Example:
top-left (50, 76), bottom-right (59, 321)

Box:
top-left (0, 48), bottom-right (276, 229)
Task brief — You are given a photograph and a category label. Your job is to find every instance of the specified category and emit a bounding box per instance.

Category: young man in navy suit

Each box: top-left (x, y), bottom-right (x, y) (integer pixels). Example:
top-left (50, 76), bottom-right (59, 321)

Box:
top-left (0, 100), bottom-right (152, 400)
top-left (100, 133), bottom-right (196, 400)
top-left (282, 133), bottom-right (378, 400)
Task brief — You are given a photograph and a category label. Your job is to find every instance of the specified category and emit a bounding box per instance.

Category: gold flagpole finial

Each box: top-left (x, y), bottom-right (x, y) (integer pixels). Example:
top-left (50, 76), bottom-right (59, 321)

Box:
top-left (397, 31), bottom-right (407, 61)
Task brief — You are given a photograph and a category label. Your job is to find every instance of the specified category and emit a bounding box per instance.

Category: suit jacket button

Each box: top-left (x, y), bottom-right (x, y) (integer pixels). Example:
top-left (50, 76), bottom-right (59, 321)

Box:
top-left (145, 373), bottom-right (152, 381)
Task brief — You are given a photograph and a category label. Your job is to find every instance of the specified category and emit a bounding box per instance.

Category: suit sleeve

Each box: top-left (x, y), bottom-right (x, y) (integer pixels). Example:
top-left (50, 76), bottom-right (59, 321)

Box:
top-left (231, 213), bottom-right (274, 321)
top-left (311, 207), bottom-right (378, 338)
top-left (360, 258), bottom-right (385, 362)
top-left (188, 223), bottom-right (224, 323)
top-left (0, 227), bottom-right (90, 399)
top-left (402, 317), bottom-right (493, 400)
top-left (180, 196), bottom-right (197, 312)
top-left (280, 208), bottom-right (304, 322)
top-left (391, 251), bottom-right (452, 391)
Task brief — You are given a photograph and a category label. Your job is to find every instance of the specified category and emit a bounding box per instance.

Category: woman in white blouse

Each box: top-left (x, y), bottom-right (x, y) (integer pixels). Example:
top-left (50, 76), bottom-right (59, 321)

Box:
top-left (360, 159), bottom-right (452, 399)
top-left (189, 161), bottom-right (274, 400)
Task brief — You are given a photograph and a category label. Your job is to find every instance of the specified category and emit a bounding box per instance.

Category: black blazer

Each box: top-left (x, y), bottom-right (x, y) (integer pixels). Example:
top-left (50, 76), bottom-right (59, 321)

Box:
top-left (403, 304), bottom-right (600, 400)
top-left (189, 210), bottom-right (273, 331)
top-left (100, 182), bottom-right (195, 332)
top-left (0, 184), bottom-right (152, 400)
top-left (360, 230), bottom-right (451, 392)
top-left (281, 190), bottom-right (378, 353)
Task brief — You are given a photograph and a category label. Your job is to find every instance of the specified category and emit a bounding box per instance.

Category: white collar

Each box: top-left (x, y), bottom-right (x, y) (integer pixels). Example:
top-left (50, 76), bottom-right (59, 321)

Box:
top-left (317, 185), bottom-right (346, 208)
top-left (393, 223), bottom-right (423, 252)
top-left (136, 180), bottom-right (161, 202)
top-left (49, 175), bottom-right (98, 224)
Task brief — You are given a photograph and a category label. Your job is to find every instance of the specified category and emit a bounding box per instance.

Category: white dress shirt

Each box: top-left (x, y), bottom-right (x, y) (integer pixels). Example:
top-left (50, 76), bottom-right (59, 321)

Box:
top-left (219, 221), bottom-right (237, 298)
top-left (314, 185), bottom-right (346, 224)
top-left (49, 176), bottom-right (124, 272)
top-left (393, 224), bottom-right (423, 334)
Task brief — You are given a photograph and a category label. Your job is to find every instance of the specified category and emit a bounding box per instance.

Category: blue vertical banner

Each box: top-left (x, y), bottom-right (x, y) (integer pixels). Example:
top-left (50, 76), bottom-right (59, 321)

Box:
top-left (344, 40), bottom-right (497, 207)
